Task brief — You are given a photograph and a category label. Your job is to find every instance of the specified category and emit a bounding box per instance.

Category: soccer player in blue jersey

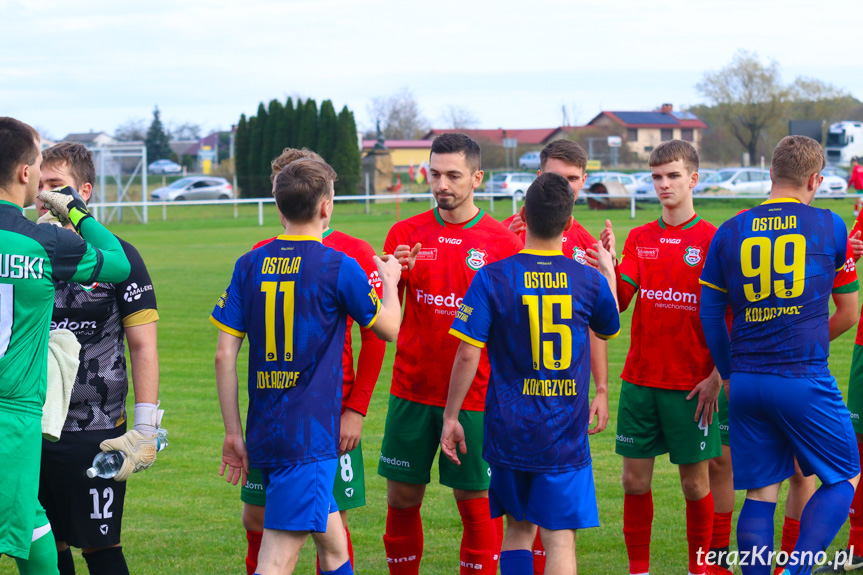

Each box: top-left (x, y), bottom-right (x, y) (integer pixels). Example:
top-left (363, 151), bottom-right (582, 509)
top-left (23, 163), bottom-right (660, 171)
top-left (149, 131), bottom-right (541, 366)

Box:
top-left (212, 158), bottom-right (403, 575)
top-left (700, 136), bottom-right (861, 575)
top-left (441, 171), bottom-right (621, 574)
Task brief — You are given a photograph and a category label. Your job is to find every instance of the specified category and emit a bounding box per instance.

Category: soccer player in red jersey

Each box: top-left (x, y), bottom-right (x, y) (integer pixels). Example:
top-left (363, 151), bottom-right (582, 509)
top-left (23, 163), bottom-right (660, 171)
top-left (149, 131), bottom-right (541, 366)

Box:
top-left (378, 133), bottom-right (522, 575)
top-left (240, 149), bottom-right (386, 575)
top-left (602, 140), bottom-right (720, 575)
top-left (500, 139), bottom-right (612, 574)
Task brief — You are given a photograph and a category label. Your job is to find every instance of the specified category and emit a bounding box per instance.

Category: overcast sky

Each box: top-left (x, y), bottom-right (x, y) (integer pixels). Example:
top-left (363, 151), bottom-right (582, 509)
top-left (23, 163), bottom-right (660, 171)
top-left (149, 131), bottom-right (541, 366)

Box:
top-left (2, 0), bottom-right (860, 139)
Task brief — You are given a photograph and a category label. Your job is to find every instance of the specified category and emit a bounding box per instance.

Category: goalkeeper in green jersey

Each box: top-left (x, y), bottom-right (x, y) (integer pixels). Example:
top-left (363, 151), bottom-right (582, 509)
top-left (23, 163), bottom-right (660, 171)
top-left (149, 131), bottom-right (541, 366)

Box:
top-left (0, 117), bottom-right (129, 573)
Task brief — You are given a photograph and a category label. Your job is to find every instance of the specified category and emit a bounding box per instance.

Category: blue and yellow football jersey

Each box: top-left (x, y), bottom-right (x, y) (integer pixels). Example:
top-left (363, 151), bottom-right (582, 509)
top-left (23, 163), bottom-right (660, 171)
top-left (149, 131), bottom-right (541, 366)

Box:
top-left (211, 235), bottom-right (380, 467)
top-left (449, 250), bottom-right (620, 473)
top-left (700, 199), bottom-right (848, 378)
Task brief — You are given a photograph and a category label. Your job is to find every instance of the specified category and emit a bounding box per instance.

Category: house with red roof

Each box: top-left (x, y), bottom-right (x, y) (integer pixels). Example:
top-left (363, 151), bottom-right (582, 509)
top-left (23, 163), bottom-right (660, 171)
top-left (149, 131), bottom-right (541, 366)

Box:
top-left (422, 127), bottom-right (571, 147)
top-left (587, 104), bottom-right (707, 161)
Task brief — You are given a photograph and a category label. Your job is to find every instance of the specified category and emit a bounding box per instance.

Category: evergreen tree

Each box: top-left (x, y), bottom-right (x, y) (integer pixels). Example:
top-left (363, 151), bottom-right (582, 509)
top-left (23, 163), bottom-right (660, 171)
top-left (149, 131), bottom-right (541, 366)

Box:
top-left (246, 114), bottom-right (263, 197)
top-left (254, 103), bottom-right (269, 189)
top-left (291, 98), bottom-right (303, 148)
top-left (234, 114), bottom-right (249, 197)
top-left (280, 97), bottom-right (295, 151)
top-left (332, 106), bottom-right (361, 195)
top-left (317, 100), bottom-right (338, 162)
top-left (145, 106), bottom-right (172, 162)
top-left (263, 99), bottom-right (283, 175)
top-left (297, 98), bottom-right (318, 151)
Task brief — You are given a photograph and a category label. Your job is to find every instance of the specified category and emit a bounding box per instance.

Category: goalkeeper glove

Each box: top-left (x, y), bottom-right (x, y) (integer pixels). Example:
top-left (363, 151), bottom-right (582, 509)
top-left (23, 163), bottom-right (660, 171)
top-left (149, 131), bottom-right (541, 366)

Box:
top-left (98, 403), bottom-right (165, 482)
top-left (36, 186), bottom-right (91, 231)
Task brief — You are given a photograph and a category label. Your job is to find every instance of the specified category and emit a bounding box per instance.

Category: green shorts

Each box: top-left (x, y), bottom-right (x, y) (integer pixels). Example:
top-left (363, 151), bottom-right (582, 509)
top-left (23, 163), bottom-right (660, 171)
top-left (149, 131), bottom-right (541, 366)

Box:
top-left (0, 407), bottom-right (43, 559)
top-left (615, 380), bottom-right (721, 464)
top-left (847, 344), bottom-right (863, 435)
top-left (377, 395), bottom-right (490, 491)
top-left (718, 389), bottom-right (730, 447)
top-left (241, 441), bottom-right (366, 511)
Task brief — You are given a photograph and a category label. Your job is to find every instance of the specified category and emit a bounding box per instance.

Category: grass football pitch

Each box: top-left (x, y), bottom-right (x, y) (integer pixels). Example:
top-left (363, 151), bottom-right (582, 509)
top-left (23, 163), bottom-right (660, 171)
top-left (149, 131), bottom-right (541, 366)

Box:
top-left (4, 196), bottom-right (861, 574)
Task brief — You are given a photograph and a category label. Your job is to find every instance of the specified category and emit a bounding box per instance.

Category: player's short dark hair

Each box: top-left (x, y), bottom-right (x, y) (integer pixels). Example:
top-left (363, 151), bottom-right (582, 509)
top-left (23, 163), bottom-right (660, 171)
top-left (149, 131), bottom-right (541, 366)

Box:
top-left (273, 157), bottom-right (335, 223)
top-left (649, 140), bottom-right (699, 173)
top-left (42, 142), bottom-right (96, 189)
top-left (0, 117), bottom-right (40, 189)
top-left (771, 135), bottom-right (825, 188)
top-left (270, 147), bottom-right (334, 183)
top-left (524, 172), bottom-right (574, 240)
top-left (540, 139), bottom-right (588, 171)
top-left (430, 133), bottom-right (481, 173)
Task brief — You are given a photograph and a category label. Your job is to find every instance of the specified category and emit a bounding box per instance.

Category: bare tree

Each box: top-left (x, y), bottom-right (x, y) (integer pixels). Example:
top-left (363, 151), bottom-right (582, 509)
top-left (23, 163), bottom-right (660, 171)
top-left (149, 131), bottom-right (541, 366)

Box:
top-left (788, 77), bottom-right (857, 122)
top-left (170, 122), bottom-right (202, 140)
top-left (114, 118), bottom-right (148, 141)
top-left (367, 88), bottom-right (428, 139)
top-left (440, 105), bottom-right (478, 130)
top-left (697, 50), bottom-right (787, 160)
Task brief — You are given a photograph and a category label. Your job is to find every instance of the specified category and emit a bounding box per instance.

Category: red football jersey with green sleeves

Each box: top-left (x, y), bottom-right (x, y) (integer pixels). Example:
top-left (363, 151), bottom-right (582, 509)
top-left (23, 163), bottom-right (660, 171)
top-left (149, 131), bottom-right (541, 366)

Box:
top-left (384, 208), bottom-right (523, 410)
top-left (500, 214), bottom-right (598, 264)
top-left (617, 214), bottom-right (717, 391)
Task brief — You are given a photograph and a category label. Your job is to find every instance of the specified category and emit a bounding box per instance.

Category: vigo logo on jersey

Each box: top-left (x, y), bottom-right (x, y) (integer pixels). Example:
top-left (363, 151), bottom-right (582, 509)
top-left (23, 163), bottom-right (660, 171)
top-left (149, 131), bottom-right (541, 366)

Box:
top-left (683, 246), bottom-right (703, 267)
top-left (660, 238), bottom-right (681, 244)
top-left (439, 237), bottom-right (462, 244)
top-left (368, 271), bottom-right (382, 290)
top-left (465, 248), bottom-right (488, 271)
top-left (415, 289), bottom-right (463, 316)
top-left (124, 282), bottom-right (153, 302)
top-left (573, 247), bottom-right (587, 265)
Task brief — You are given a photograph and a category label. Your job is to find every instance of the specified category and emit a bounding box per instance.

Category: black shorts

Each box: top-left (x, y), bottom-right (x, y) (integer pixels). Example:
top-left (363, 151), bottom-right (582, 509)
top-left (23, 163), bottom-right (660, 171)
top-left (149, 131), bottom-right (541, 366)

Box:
top-left (39, 425), bottom-right (127, 549)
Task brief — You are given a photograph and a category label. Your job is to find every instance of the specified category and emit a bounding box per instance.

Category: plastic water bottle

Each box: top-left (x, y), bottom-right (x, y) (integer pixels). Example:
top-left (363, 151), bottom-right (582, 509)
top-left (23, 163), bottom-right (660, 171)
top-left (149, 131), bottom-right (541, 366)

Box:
top-left (86, 428), bottom-right (169, 479)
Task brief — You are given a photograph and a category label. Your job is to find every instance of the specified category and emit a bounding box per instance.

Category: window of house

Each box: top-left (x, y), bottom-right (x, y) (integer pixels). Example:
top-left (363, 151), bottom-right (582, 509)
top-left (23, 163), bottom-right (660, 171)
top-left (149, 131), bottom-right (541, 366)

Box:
top-left (644, 146), bottom-right (654, 153)
top-left (681, 128), bottom-right (694, 142)
top-left (627, 128), bottom-right (638, 140)
top-left (661, 128), bottom-right (673, 141)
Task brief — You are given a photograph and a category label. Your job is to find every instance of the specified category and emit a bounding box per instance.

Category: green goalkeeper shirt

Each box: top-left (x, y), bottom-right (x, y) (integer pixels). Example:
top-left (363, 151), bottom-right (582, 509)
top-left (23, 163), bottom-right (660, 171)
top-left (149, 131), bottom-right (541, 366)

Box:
top-left (0, 200), bottom-right (130, 415)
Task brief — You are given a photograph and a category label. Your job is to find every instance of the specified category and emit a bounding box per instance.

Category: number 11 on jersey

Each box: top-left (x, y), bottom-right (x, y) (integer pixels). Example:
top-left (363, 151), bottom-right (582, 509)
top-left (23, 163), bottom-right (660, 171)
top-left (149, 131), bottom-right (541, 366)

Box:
top-left (261, 281), bottom-right (295, 362)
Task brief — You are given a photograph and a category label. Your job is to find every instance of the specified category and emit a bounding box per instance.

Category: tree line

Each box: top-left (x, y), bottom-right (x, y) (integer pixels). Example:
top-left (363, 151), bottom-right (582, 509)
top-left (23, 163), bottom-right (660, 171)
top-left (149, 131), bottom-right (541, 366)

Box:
top-left (234, 98), bottom-right (361, 197)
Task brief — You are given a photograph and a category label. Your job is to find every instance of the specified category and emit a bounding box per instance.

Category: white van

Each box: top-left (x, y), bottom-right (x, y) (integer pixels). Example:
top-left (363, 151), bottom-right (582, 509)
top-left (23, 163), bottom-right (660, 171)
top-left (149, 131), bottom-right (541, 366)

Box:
top-left (826, 122), bottom-right (863, 167)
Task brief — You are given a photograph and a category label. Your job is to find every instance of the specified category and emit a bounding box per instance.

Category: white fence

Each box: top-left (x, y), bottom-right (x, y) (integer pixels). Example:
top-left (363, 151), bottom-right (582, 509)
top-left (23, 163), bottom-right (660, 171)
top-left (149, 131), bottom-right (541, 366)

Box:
top-left (29, 192), bottom-right (852, 226)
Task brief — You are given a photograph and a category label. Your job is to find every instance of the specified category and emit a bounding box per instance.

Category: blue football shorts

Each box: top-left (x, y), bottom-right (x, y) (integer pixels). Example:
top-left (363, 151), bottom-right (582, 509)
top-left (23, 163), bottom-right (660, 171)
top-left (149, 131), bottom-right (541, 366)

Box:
top-left (261, 458), bottom-right (339, 532)
top-left (488, 461), bottom-right (599, 530)
top-left (729, 372), bottom-right (860, 490)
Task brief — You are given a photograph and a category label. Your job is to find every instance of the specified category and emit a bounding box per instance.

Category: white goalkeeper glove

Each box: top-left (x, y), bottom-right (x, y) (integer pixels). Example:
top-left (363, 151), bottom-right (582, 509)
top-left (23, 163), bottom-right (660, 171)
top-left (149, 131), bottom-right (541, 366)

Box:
top-left (99, 403), bottom-right (164, 482)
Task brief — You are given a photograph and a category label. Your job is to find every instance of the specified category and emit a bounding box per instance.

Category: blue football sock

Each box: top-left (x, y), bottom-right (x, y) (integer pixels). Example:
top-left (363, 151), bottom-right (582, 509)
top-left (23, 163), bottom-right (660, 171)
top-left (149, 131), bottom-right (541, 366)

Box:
top-left (500, 549), bottom-right (534, 575)
top-left (737, 499), bottom-right (776, 575)
top-left (320, 560), bottom-right (353, 575)
top-left (787, 480), bottom-right (855, 575)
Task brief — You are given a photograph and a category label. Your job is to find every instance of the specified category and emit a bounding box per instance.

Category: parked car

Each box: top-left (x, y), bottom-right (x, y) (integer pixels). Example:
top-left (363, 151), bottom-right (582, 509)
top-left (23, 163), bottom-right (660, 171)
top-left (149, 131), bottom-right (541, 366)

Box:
top-left (518, 151), bottom-right (541, 170)
top-left (693, 168), bottom-right (771, 194)
top-left (150, 176), bottom-right (234, 201)
top-left (148, 159), bottom-right (182, 174)
top-left (583, 172), bottom-right (639, 194)
top-left (823, 166), bottom-right (850, 180)
top-left (818, 172), bottom-right (848, 195)
top-left (485, 172), bottom-right (536, 198)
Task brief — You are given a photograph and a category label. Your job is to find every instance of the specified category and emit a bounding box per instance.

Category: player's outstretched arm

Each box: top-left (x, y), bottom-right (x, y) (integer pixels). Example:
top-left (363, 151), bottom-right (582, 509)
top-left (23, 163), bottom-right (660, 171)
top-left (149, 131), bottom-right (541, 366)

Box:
top-left (585, 242), bottom-right (619, 309)
top-left (587, 331), bottom-right (610, 435)
top-left (600, 219), bottom-right (616, 261)
top-left (39, 186), bottom-right (130, 284)
top-left (441, 341), bottom-right (482, 465)
top-left (830, 291), bottom-right (859, 341)
top-left (214, 330), bottom-right (248, 486)
top-left (370, 254), bottom-right (406, 341)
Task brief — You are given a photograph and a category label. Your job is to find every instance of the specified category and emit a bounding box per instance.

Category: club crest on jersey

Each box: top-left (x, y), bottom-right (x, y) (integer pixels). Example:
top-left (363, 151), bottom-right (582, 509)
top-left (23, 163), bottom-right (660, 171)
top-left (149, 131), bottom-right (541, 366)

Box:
top-left (683, 246), bottom-right (703, 267)
top-left (573, 247), bottom-right (587, 265)
top-left (465, 248), bottom-right (488, 271)
top-left (845, 257), bottom-right (856, 274)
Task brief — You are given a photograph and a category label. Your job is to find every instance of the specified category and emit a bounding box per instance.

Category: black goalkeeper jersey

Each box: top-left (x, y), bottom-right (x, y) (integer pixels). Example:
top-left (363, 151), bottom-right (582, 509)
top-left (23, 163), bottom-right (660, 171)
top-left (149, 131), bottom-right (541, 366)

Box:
top-left (52, 237), bottom-right (158, 431)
